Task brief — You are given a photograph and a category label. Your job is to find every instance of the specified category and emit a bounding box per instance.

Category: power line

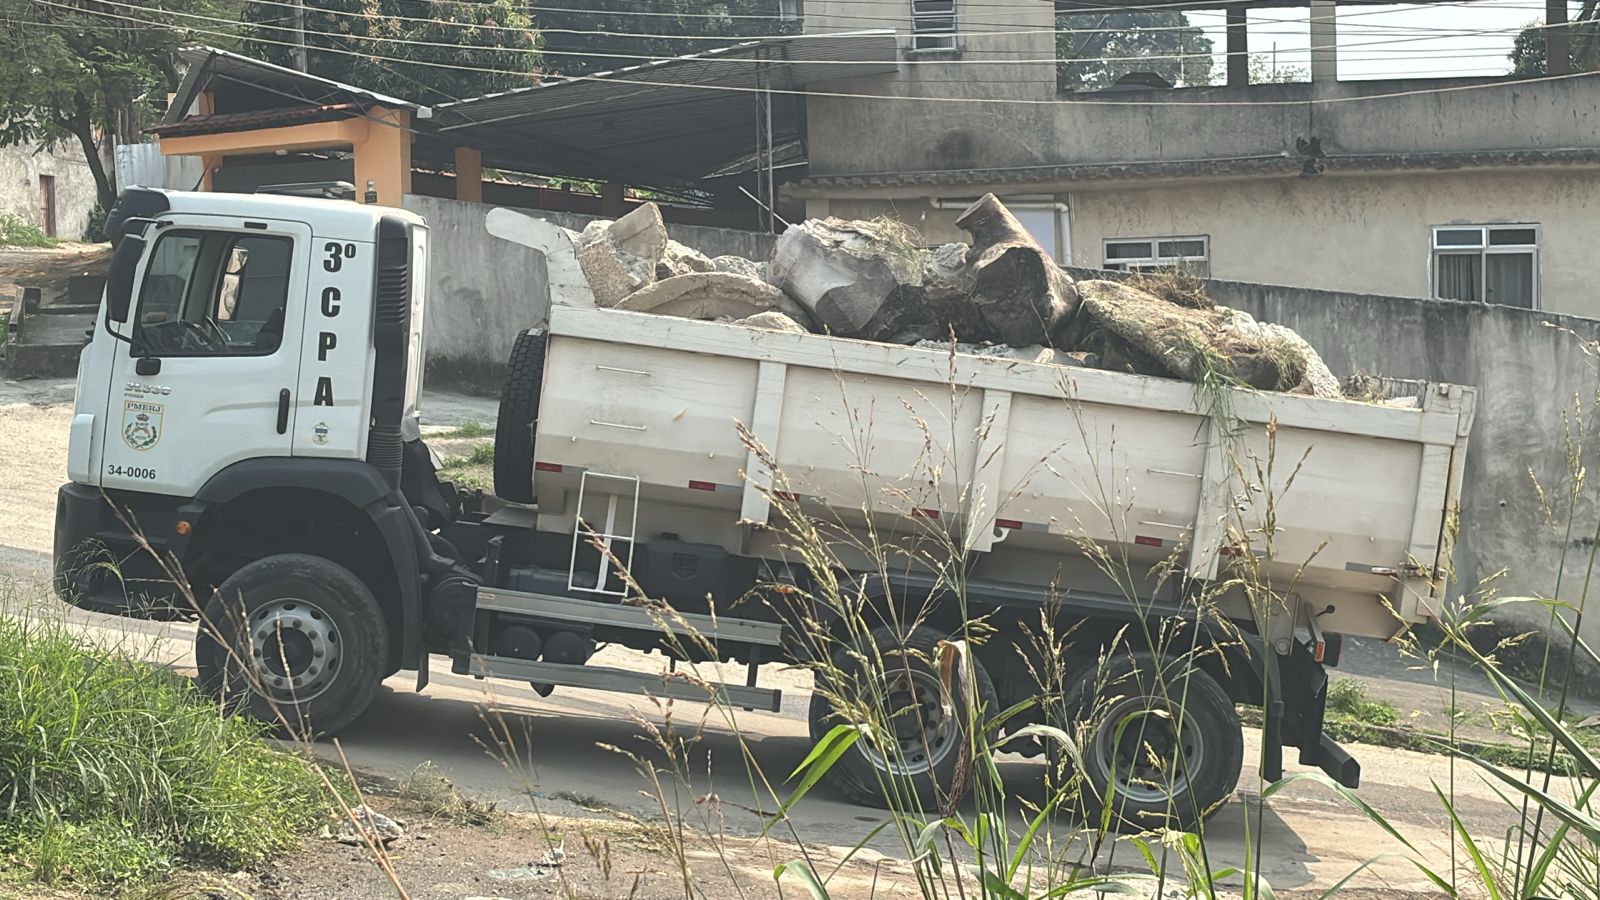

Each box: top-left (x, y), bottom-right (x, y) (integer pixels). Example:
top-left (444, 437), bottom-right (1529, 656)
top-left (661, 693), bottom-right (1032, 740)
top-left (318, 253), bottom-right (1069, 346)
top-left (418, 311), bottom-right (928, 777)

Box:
top-left (37, 0), bottom-right (1593, 109)
top-left (235, 0), bottom-right (1562, 44)
top-left (74, 0), bottom-right (1542, 70)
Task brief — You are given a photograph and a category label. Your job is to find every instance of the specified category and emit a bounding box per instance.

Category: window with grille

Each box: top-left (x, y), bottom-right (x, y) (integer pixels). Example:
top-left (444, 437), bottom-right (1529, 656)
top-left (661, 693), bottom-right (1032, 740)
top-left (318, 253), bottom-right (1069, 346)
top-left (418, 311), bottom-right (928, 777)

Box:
top-left (912, 0), bottom-right (957, 51)
top-left (1101, 236), bottom-right (1210, 276)
top-left (1431, 224), bottom-right (1539, 309)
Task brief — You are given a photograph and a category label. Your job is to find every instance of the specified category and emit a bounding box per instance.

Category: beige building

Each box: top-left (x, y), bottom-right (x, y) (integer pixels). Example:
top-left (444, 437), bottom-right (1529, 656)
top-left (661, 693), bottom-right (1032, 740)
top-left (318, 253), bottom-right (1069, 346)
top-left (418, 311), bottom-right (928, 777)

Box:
top-left (791, 0), bottom-right (1600, 315)
top-left (0, 143), bottom-right (99, 240)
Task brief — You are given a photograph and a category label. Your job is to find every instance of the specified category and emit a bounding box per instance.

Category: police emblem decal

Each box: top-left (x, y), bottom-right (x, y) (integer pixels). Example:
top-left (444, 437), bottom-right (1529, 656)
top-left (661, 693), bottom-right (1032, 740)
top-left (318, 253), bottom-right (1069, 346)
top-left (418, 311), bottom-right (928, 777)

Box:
top-left (122, 400), bottom-right (164, 451)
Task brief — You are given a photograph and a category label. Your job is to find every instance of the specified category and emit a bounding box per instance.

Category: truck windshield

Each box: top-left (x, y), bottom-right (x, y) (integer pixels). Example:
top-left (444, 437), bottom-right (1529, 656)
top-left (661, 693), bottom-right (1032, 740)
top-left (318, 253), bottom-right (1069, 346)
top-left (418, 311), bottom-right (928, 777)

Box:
top-left (132, 229), bottom-right (292, 357)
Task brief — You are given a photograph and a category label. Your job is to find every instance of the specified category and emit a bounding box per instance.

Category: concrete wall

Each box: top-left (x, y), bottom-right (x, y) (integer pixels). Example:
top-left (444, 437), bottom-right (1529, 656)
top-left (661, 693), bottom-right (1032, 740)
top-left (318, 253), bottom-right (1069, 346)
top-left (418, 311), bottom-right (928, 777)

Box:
top-left (402, 194), bottom-right (779, 391)
top-left (1066, 264), bottom-right (1600, 650)
top-left (802, 14), bottom-right (1600, 179)
top-left (0, 143), bottom-right (100, 240)
top-left (1065, 169), bottom-right (1600, 317)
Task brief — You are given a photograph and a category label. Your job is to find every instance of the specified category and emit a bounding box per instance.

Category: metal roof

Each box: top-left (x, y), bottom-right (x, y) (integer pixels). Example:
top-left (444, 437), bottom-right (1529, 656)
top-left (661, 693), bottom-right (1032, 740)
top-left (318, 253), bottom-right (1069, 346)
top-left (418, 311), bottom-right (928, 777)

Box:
top-left (163, 47), bottom-right (420, 126)
top-left (433, 31), bottom-right (898, 187)
top-left (792, 148), bottom-right (1600, 192)
top-left (148, 103), bottom-right (361, 138)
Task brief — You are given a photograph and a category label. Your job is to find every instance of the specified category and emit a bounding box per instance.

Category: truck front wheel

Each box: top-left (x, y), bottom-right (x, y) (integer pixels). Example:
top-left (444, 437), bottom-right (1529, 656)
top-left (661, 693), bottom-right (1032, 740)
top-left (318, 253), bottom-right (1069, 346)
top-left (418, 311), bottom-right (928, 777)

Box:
top-left (195, 554), bottom-right (388, 737)
top-left (1068, 651), bottom-right (1243, 833)
top-left (809, 626), bottom-right (997, 811)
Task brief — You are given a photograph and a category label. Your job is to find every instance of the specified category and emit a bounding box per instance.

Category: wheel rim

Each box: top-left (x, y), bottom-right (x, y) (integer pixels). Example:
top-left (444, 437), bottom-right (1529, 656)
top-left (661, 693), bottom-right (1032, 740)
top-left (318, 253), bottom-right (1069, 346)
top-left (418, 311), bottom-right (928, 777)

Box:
top-left (1089, 694), bottom-right (1205, 806)
top-left (856, 666), bottom-right (960, 777)
top-left (246, 597), bottom-right (342, 704)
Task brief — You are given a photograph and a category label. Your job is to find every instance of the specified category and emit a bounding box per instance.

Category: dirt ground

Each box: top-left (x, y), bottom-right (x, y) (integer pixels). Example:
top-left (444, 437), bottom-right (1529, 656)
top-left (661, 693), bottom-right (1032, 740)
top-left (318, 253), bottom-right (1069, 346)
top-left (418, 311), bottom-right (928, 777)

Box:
top-left (0, 381), bottom-right (74, 564)
top-left (0, 245), bottom-right (109, 293)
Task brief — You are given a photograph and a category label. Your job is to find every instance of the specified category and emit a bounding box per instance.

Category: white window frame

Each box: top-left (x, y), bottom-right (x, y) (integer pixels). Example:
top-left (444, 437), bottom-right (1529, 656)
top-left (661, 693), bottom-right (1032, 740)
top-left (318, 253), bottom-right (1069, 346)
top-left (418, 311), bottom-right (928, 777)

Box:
top-left (1429, 224), bottom-right (1540, 309)
top-left (911, 0), bottom-right (957, 51)
top-left (1101, 235), bottom-right (1210, 276)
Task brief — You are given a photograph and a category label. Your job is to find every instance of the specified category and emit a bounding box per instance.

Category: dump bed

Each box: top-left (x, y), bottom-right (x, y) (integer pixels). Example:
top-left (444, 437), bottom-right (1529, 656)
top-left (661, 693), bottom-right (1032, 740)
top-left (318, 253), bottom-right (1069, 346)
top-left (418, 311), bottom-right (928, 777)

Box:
top-left (528, 306), bottom-right (1476, 642)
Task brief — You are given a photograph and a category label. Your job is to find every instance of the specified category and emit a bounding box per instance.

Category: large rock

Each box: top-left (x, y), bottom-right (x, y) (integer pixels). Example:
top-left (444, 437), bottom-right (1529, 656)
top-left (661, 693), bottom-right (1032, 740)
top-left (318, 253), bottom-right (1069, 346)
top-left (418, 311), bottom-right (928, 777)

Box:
top-left (735, 311), bottom-right (809, 334)
top-left (614, 272), bottom-right (813, 325)
top-left (657, 240), bottom-right (715, 280)
top-left (767, 217), bottom-right (928, 341)
top-left (955, 194), bottom-right (1078, 345)
top-left (920, 242), bottom-right (985, 342)
top-left (1070, 280), bottom-right (1341, 397)
top-left (712, 255), bottom-right (765, 280)
top-left (577, 204), bottom-right (669, 307)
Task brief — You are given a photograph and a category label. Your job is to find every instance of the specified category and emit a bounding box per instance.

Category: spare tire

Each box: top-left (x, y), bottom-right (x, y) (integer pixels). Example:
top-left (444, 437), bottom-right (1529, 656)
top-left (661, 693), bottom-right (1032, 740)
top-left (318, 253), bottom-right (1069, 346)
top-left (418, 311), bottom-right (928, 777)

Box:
top-left (494, 328), bottom-right (547, 504)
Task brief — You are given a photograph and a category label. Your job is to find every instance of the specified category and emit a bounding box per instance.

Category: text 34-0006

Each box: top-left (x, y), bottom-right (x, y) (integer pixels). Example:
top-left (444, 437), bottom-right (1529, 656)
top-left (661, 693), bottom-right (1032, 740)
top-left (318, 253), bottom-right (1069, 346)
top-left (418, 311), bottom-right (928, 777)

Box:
top-left (107, 465), bottom-right (157, 480)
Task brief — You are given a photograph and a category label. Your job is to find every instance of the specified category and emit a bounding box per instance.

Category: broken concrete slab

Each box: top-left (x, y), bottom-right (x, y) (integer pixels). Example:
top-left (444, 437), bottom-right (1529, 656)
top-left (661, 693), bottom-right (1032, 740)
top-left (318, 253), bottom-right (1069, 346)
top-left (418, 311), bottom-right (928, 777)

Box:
top-left (614, 272), bottom-right (813, 325)
top-left (657, 240), bottom-right (715, 280)
top-left (577, 204), bottom-right (669, 307)
top-left (767, 217), bottom-right (927, 341)
top-left (485, 208), bottom-right (596, 309)
top-left (956, 194), bottom-right (1077, 346)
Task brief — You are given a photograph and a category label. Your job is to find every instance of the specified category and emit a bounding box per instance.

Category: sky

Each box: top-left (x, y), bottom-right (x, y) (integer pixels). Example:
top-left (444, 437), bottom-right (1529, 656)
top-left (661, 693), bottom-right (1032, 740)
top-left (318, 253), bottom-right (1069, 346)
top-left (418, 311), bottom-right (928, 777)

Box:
top-left (1185, 0), bottom-right (1575, 80)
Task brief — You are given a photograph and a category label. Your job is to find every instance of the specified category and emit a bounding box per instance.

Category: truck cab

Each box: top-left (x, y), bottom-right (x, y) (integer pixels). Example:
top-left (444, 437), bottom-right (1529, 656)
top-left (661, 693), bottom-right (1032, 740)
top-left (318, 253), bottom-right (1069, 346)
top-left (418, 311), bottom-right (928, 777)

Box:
top-left (55, 189), bottom-right (447, 719)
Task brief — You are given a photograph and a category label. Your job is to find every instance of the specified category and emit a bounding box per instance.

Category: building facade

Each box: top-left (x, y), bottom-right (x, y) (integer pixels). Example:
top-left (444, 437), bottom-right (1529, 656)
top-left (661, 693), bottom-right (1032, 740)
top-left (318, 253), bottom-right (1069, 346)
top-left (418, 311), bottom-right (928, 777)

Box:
top-left (0, 143), bottom-right (99, 241)
top-left (792, 0), bottom-right (1600, 315)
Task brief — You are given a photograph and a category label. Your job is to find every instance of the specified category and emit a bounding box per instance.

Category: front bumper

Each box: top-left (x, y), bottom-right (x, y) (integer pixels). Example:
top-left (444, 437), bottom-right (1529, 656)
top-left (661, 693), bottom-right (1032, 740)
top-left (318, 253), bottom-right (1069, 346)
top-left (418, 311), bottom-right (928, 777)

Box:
top-left (54, 482), bottom-right (193, 619)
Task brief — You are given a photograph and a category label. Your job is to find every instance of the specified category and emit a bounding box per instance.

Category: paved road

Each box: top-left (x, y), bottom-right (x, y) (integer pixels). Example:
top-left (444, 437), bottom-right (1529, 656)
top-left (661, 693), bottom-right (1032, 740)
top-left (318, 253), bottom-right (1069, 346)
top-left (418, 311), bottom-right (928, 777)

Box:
top-left (0, 379), bottom-right (1561, 896)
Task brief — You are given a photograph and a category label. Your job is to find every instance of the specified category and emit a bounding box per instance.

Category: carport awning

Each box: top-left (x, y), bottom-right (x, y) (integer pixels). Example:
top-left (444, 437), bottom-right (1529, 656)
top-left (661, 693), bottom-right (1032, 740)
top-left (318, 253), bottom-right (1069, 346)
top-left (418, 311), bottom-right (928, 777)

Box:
top-left (432, 32), bottom-right (899, 188)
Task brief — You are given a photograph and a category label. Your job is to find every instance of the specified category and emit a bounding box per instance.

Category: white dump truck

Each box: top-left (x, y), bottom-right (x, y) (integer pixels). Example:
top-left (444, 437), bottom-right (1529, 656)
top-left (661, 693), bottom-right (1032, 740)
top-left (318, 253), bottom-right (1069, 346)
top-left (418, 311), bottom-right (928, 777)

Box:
top-left (55, 188), bottom-right (1476, 830)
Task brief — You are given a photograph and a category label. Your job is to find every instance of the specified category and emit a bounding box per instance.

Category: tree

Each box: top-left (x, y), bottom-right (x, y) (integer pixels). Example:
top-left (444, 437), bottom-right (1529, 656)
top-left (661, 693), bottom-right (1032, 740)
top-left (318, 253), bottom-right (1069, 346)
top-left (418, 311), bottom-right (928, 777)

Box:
top-left (1247, 52), bottom-right (1307, 84)
top-left (241, 1), bottom-right (541, 104)
top-left (1057, 12), bottom-right (1214, 92)
top-left (534, 0), bottom-right (794, 78)
top-left (1510, 18), bottom-right (1572, 75)
top-left (0, 0), bottom-right (235, 213)
top-left (1510, 8), bottom-right (1600, 76)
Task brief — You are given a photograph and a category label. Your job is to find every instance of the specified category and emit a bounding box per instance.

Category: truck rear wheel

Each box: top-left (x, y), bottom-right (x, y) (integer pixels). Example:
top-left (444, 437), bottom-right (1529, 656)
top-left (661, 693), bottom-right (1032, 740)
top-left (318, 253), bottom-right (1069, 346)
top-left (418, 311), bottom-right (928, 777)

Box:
top-left (494, 328), bottom-right (547, 504)
top-left (1068, 651), bottom-right (1242, 833)
top-left (195, 554), bottom-right (388, 737)
top-left (809, 626), bottom-right (997, 811)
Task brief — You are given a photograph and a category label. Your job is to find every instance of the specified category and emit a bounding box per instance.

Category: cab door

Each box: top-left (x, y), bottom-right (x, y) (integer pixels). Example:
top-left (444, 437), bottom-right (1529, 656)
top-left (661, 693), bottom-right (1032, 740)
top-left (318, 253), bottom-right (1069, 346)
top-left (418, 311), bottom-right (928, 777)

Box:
top-left (100, 215), bottom-right (311, 498)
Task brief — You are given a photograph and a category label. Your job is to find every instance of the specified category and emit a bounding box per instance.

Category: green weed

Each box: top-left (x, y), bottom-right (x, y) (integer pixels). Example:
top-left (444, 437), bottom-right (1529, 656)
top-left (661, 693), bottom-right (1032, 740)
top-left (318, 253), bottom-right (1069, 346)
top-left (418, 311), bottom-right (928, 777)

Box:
top-left (436, 420), bottom-right (491, 439)
top-left (0, 603), bottom-right (333, 890)
top-left (0, 213), bottom-right (57, 248)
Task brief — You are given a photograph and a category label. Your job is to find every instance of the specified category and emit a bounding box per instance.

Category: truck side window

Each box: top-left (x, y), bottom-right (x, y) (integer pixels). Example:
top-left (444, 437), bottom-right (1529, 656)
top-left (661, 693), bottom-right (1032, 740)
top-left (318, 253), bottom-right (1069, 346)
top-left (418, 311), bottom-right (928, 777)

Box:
top-left (132, 230), bottom-right (293, 357)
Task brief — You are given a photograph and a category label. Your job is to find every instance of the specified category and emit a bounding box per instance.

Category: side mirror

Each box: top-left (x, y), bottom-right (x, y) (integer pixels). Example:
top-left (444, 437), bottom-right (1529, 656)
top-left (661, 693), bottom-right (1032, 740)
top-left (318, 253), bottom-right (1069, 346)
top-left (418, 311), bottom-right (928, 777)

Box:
top-left (105, 233), bottom-right (146, 325)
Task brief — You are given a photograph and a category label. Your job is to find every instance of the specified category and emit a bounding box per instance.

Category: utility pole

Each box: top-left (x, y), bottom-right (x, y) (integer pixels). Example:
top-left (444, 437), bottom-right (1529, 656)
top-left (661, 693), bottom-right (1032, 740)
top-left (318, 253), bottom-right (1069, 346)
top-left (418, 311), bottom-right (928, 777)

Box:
top-left (291, 0), bottom-right (308, 72)
top-left (1547, 0), bottom-right (1571, 76)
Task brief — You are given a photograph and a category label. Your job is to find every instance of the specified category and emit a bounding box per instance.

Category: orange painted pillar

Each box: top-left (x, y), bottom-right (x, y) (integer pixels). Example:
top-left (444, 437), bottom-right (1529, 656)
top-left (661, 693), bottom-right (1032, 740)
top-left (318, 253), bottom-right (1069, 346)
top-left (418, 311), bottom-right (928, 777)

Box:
top-left (354, 105), bottom-right (412, 206)
top-left (199, 153), bottom-right (221, 191)
top-left (454, 146), bottom-right (483, 203)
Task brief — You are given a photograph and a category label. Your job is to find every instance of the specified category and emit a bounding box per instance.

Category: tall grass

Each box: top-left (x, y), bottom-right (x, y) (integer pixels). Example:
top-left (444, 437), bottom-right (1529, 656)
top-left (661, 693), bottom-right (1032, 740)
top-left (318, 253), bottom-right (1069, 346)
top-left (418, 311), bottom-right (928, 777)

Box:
top-left (0, 212), bottom-right (56, 248)
top-left (0, 598), bottom-right (331, 888)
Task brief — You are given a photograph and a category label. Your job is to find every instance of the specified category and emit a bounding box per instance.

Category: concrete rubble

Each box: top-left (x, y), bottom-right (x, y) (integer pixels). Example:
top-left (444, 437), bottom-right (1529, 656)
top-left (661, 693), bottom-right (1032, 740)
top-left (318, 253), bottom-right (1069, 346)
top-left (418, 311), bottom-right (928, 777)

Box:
top-left (539, 195), bottom-right (1347, 399)
top-left (614, 271), bottom-right (812, 325)
top-left (657, 239), bottom-right (715, 280)
top-left (767, 216), bottom-right (928, 342)
top-left (577, 203), bottom-right (667, 307)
